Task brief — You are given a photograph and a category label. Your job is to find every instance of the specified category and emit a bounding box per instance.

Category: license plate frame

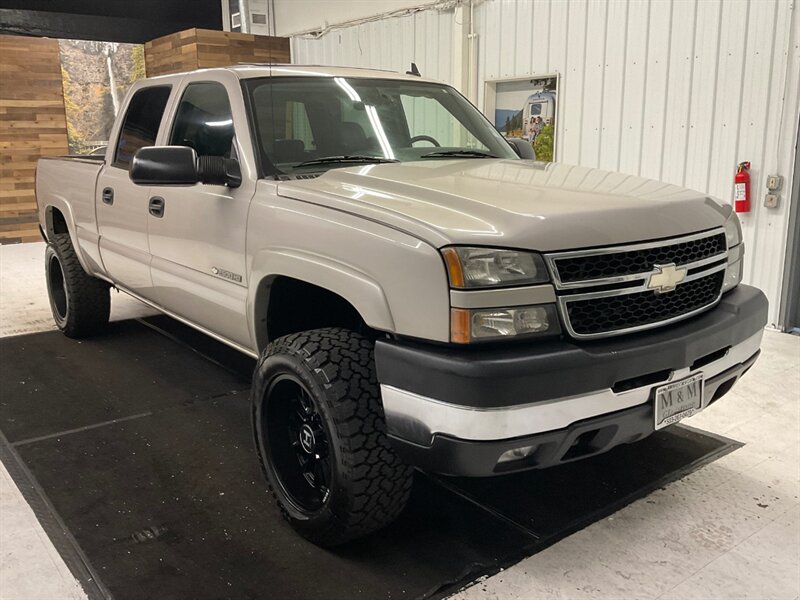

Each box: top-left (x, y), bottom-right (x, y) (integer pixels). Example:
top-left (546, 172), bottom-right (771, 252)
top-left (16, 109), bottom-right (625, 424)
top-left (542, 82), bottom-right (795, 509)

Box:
top-left (654, 373), bottom-right (704, 430)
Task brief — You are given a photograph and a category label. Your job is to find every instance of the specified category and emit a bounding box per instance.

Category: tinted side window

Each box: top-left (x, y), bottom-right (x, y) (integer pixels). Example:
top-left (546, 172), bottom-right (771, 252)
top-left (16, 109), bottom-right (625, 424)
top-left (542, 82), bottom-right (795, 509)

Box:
top-left (114, 86), bottom-right (171, 170)
top-left (170, 82), bottom-right (234, 157)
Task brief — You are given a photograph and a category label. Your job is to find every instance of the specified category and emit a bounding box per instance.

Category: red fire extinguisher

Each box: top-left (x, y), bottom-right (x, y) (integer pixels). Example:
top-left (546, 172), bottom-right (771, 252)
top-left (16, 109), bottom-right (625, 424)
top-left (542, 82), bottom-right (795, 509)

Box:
top-left (734, 161), bottom-right (751, 213)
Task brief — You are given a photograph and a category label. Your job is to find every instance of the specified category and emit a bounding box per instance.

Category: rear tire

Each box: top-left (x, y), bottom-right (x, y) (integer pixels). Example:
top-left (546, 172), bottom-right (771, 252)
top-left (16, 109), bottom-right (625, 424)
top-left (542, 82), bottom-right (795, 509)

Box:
top-left (251, 327), bottom-right (413, 546)
top-left (45, 233), bottom-right (110, 337)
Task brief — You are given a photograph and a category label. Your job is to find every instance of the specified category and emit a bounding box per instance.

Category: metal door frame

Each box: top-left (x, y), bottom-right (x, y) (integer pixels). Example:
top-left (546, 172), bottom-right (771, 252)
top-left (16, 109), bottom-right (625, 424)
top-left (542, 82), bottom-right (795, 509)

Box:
top-left (778, 113), bottom-right (800, 332)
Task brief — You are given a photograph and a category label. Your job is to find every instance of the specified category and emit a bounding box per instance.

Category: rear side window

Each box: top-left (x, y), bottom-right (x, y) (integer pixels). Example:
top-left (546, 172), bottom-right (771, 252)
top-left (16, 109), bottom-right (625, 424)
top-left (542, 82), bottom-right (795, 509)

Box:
top-left (170, 82), bottom-right (235, 157)
top-left (113, 86), bottom-right (171, 170)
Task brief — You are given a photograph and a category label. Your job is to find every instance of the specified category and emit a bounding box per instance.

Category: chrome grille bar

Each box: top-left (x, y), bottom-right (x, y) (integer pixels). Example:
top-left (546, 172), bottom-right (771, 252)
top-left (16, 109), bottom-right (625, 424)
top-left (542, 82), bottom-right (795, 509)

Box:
top-left (545, 228), bottom-right (729, 339)
top-left (545, 227), bottom-right (728, 290)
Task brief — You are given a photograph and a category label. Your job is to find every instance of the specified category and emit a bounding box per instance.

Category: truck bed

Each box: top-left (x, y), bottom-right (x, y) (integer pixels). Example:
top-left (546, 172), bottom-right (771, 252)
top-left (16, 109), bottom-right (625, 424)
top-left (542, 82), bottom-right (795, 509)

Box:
top-left (36, 155), bottom-right (106, 274)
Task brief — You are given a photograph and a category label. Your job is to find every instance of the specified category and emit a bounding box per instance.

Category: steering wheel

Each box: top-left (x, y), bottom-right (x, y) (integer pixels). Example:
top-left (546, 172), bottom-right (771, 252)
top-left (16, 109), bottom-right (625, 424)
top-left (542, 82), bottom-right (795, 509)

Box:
top-left (409, 135), bottom-right (441, 147)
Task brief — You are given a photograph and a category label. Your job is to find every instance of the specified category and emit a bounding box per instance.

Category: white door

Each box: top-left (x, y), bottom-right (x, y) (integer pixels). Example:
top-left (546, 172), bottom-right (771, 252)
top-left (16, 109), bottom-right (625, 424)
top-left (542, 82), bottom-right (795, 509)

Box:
top-left (97, 85), bottom-right (173, 294)
top-left (146, 78), bottom-right (255, 348)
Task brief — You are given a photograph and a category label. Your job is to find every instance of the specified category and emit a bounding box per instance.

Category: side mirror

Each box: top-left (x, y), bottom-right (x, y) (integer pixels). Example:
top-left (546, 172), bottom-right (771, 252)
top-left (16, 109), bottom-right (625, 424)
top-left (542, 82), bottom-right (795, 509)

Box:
top-left (506, 138), bottom-right (536, 160)
top-left (130, 146), bottom-right (242, 188)
top-left (197, 155), bottom-right (242, 189)
top-left (130, 146), bottom-right (199, 185)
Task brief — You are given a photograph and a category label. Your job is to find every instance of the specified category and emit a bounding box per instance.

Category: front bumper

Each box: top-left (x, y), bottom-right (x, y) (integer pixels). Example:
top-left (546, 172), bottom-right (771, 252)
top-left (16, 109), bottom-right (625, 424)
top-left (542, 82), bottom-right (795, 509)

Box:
top-left (375, 285), bottom-right (768, 476)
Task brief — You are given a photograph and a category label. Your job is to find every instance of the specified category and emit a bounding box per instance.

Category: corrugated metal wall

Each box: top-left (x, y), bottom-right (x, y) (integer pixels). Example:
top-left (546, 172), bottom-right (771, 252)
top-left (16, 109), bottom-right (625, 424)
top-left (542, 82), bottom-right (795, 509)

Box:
top-left (291, 8), bottom-right (455, 83)
top-left (291, 0), bottom-right (800, 327)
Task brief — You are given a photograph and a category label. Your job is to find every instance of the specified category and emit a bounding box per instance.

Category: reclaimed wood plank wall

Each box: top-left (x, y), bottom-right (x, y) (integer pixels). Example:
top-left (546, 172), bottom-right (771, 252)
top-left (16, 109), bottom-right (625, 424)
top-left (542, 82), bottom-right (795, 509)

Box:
top-left (0, 29), bottom-right (289, 244)
top-left (0, 35), bottom-right (69, 244)
top-left (145, 28), bottom-right (290, 76)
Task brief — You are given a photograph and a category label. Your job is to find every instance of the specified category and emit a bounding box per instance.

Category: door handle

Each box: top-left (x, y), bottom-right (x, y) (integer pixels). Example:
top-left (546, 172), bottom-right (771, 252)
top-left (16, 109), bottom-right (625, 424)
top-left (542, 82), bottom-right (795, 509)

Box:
top-left (148, 196), bottom-right (165, 218)
top-left (102, 187), bottom-right (114, 205)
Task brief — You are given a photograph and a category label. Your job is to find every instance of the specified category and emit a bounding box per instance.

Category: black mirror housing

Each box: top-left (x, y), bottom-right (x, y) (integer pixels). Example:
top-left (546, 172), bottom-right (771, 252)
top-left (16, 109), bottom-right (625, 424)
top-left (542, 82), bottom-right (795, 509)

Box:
top-left (506, 138), bottom-right (536, 160)
top-left (197, 155), bottom-right (242, 188)
top-left (131, 146), bottom-right (242, 188)
top-left (130, 146), bottom-right (199, 185)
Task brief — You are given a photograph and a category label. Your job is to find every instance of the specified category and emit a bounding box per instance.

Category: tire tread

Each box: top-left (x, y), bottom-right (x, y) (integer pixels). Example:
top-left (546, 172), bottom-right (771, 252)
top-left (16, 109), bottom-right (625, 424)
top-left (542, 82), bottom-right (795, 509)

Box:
top-left (256, 328), bottom-right (413, 545)
top-left (49, 233), bottom-right (110, 337)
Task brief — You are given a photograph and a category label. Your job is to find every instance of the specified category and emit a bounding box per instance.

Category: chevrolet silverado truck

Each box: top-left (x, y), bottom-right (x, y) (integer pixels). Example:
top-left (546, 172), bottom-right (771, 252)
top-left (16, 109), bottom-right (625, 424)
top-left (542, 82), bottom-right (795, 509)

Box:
top-left (36, 65), bottom-right (768, 546)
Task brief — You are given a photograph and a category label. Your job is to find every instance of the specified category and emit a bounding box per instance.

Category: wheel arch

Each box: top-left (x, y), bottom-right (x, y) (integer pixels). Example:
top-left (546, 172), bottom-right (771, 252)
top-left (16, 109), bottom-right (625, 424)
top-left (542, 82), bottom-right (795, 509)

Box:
top-left (249, 250), bottom-right (395, 352)
top-left (44, 205), bottom-right (70, 239)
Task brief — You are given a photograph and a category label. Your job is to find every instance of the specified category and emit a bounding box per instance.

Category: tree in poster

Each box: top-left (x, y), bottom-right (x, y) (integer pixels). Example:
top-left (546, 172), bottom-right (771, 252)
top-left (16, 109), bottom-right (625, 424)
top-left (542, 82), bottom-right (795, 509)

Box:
top-left (533, 124), bottom-right (554, 162)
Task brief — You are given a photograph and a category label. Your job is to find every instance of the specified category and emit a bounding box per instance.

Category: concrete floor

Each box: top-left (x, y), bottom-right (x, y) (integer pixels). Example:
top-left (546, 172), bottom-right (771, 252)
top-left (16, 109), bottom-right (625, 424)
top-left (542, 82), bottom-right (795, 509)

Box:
top-left (1, 241), bottom-right (798, 600)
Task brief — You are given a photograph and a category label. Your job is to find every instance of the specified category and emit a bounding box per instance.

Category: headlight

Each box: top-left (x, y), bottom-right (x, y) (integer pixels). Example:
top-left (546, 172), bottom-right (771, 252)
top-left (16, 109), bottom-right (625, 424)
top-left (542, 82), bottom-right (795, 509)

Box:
top-left (442, 247), bottom-right (548, 288)
top-left (451, 304), bottom-right (560, 343)
top-left (724, 211), bottom-right (742, 248)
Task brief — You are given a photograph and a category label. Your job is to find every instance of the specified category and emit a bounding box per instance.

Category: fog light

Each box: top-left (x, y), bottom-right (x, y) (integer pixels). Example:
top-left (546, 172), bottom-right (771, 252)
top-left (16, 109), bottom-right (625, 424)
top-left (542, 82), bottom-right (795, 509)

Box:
top-left (497, 445), bottom-right (536, 464)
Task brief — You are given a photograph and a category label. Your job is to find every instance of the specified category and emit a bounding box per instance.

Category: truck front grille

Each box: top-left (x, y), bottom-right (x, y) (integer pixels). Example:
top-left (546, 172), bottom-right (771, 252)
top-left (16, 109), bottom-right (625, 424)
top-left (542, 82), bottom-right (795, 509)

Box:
top-left (545, 229), bottom-right (728, 339)
top-left (554, 232), bottom-right (726, 283)
top-left (566, 271), bottom-right (725, 336)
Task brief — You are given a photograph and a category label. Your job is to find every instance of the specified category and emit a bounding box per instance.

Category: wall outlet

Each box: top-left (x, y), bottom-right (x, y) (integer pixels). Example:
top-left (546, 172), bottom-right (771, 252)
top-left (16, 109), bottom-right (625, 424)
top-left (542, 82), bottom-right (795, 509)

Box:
top-left (766, 174), bottom-right (783, 191)
top-left (764, 193), bottom-right (779, 208)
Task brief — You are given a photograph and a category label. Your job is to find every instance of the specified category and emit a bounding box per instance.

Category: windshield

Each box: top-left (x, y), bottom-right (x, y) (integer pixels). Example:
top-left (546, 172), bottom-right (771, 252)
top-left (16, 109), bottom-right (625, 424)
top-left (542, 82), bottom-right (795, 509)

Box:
top-left (243, 76), bottom-right (518, 175)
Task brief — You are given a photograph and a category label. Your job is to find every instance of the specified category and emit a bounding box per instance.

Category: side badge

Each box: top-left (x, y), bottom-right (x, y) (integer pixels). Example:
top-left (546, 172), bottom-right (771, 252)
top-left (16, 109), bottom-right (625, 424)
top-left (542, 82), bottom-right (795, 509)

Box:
top-left (211, 266), bottom-right (242, 283)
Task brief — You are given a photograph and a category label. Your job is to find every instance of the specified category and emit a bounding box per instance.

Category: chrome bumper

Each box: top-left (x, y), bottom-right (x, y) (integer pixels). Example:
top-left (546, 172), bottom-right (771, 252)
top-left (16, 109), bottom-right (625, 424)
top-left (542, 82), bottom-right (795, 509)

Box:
top-left (380, 330), bottom-right (762, 445)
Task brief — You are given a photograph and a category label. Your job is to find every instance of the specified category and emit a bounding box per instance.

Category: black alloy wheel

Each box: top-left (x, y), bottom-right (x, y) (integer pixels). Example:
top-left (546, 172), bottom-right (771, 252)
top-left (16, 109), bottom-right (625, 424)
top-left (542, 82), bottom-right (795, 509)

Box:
top-left (47, 251), bottom-right (68, 324)
top-left (264, 374), bottom-right (332, 512)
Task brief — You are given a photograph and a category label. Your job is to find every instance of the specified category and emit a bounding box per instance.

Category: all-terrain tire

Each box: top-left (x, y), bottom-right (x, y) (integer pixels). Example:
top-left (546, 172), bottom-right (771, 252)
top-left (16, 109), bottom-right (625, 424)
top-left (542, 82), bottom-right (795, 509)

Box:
top-left (251, 327), bottom-right (414, 546)
top-left (45, 233), bottom-right (110, 337)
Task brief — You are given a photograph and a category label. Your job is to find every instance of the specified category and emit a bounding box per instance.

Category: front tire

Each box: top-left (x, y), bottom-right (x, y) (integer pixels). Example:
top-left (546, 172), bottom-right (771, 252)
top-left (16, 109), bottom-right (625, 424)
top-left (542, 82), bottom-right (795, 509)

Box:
top-left (45, 233), bottom-right (110, 337)
top-left (251, 328), bottom-right (413, 546)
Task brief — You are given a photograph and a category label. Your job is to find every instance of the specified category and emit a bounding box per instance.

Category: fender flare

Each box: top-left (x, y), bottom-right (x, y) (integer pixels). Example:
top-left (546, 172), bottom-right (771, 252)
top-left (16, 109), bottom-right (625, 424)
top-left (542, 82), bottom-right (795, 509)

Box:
top-left (41, 199), bottom-right (93, 274)
top-left (248, 248), bottom-right (395, 349)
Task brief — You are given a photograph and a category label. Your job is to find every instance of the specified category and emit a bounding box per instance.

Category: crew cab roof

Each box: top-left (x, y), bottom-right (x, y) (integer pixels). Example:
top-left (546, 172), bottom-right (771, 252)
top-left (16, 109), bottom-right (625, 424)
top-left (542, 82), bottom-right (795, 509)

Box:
top-left (142, 64), bottom-right (439, 84)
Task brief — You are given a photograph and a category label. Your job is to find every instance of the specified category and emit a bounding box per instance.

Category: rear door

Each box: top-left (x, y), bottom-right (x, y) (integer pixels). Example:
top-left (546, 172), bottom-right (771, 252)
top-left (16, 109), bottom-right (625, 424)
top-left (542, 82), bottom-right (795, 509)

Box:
top-left (96, 84), bottom-right (173, 293)
top-left (146, 72), bottom-right (257, 348)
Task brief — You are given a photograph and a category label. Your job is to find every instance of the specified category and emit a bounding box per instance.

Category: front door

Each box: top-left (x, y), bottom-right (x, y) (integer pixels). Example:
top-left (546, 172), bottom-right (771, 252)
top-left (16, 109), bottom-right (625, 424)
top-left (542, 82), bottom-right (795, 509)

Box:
top-left (97, 84), bottom-right (172, 294)
top-left (146, 77), bottom-right (254, 348)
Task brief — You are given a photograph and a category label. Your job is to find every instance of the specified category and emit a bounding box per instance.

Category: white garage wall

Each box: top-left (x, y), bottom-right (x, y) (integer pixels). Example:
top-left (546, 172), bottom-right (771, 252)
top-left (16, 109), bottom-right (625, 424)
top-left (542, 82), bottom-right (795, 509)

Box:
top-left (271, 0), bottom-right (442, 36)
top-left (476, 0), bottom-right (799, 328)
top-left (287, 0), bottom-right (800, 327)
top-left (290, 7), bottom-right (455, 83)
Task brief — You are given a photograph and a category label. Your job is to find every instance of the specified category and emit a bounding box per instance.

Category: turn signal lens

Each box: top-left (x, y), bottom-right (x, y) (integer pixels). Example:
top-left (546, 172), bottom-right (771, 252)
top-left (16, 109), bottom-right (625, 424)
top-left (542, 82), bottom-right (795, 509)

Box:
top-left (724, 211), bottom-right (742, 248)
top-left (442, 247), bottom-right (465, 288)
top-left (450, 304), bottom-right (560, 343)
top-left (722, 243), bottom-right (744, 292)
top-left (450, 308), bottom-right (471, 344)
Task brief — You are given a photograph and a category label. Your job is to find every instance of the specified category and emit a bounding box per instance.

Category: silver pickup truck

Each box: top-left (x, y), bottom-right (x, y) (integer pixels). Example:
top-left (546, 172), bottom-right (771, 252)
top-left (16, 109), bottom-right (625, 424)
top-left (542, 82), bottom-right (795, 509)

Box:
top-left (36, 65), bottom-right (768, 546)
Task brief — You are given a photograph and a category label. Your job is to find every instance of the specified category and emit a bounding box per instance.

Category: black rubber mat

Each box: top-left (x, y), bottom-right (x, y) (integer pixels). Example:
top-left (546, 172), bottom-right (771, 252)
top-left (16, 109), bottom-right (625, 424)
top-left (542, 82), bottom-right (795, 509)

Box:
top-left (0, 319), bottom-right (740, 600)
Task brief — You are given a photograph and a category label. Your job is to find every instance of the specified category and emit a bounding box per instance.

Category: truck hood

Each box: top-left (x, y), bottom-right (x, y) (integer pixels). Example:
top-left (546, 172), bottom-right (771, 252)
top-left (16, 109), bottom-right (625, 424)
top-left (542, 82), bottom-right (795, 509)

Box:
top-left (276, 160), bottom-right (730, 251)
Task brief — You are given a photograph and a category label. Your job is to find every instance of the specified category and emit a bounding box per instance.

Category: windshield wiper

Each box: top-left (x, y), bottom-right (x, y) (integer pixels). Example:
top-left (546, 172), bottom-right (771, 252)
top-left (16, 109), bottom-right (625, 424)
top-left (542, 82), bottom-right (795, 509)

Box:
top-left (294, 155), bottom-right (399, 168)
top-left (420, 150), bottom-right (498, 159)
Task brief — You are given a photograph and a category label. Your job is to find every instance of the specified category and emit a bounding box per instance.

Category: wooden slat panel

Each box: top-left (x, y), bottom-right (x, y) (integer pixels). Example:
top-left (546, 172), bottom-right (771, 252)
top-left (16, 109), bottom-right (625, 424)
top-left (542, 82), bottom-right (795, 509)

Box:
top-left (0, 35), bottom-right (69, 244)
top-left (144, 28), bottom-right (290, 76)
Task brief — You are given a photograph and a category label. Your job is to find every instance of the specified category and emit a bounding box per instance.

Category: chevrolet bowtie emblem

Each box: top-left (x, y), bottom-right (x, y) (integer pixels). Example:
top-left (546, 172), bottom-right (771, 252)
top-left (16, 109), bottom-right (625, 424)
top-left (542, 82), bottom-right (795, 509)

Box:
top-left (647, 263), bottom-right (687, 293)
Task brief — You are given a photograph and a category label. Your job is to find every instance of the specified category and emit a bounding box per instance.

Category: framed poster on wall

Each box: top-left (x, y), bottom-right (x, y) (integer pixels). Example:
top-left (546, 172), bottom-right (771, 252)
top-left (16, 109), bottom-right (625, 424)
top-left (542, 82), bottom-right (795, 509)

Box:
top-left (484, 74), bottom-right (559, 162)
top-left (58, 40), bottom-right (146, 155)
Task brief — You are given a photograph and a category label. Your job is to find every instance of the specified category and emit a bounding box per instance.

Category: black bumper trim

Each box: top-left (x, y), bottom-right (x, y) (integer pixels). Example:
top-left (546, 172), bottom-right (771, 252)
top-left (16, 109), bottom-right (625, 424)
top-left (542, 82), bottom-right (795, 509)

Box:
top-left (376, 285), bottom-right (767, 409)
top-left (389, 349), bottom-right (759, 477)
